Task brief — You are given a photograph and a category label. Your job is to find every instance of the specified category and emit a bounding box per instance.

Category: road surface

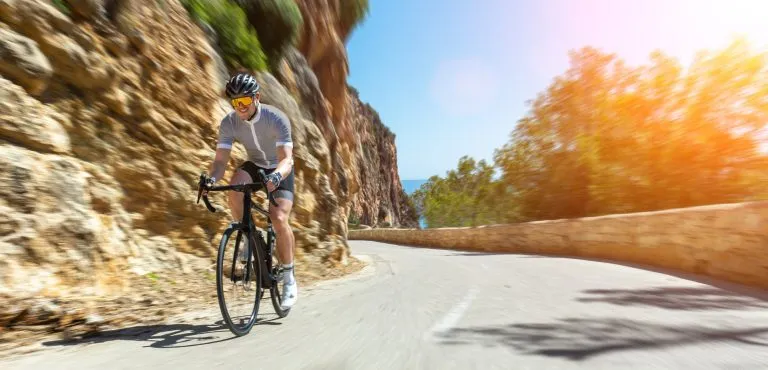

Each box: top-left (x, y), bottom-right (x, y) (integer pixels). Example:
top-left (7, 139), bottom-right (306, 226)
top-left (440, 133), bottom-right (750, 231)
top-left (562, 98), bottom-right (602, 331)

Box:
top-left (4, 240), bottom-right (768, 369)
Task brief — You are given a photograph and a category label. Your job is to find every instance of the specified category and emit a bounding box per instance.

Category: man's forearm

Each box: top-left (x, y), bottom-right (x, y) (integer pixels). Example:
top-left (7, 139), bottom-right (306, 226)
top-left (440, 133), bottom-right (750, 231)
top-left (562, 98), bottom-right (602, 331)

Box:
top-left (209, 160), bottom-right (227, 182)
top-left (275, 157), bottom-right (293, 179)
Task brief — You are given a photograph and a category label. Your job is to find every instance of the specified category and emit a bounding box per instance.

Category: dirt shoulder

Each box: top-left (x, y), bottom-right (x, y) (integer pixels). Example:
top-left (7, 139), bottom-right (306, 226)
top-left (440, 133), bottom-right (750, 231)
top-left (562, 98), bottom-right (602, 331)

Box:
top-left (0, 255), bottom-right (368, 357)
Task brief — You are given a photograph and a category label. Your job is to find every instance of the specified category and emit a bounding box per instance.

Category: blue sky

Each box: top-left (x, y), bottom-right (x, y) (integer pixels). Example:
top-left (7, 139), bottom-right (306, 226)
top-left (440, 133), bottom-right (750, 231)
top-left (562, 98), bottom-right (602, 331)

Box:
top-left (345, 0), bottom-right (768, 180)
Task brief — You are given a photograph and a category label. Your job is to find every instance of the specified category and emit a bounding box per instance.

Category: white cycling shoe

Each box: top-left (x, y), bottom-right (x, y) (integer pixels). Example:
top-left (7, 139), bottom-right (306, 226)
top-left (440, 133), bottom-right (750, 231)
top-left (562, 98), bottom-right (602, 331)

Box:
top-left (280, 267), bottom-right (298, 309)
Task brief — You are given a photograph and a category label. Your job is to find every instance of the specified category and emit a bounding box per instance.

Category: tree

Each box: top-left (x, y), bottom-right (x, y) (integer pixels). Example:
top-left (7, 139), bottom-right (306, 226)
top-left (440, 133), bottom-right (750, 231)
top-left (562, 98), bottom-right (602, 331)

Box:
top-left (415, 156), bottom-right (507, 228)
top-left (496, 37), bottom-right (768, 221)
top-left (422, 38), bottom-right (768, 227)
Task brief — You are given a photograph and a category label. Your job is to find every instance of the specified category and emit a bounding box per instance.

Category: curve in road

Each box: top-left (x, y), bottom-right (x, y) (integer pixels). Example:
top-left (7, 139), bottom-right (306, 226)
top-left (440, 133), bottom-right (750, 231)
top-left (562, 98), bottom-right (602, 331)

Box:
top-left (3, 240), bottom-right (768, 369)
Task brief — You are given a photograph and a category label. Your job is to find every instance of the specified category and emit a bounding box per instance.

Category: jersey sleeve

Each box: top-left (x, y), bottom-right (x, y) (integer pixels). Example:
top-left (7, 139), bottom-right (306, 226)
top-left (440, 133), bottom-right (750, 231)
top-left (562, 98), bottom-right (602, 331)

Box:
top-left (216, 115), bottom-right (235, 150)
top-left (273, 110), bottom-right (293, 148)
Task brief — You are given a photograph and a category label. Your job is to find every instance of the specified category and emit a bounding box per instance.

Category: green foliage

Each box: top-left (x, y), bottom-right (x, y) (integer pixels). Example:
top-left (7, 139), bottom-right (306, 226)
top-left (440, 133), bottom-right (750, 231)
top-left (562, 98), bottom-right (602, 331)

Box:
top-left (413, 156), bottom-right (507, 228)
top-left (418, 37), bottom-right (768, 227)
top-left (348, 211), bottom-right (360, 225)
top-left (235, 0), bottom-right (303, 68)
top-left (400, 188), bottom-right (420, 228)
top-left (338, 0), bottom-right (370, 39)
top-left (51, 0), bottom-right (71, 15)
top-left (181, 0), bottom-right (268, 72)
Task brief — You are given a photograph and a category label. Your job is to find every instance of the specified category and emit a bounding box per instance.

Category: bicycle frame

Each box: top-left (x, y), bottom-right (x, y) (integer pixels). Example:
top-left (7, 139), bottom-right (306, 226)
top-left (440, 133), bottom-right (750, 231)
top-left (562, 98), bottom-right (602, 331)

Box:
top-left (197, 172), bottom-right (281, 286)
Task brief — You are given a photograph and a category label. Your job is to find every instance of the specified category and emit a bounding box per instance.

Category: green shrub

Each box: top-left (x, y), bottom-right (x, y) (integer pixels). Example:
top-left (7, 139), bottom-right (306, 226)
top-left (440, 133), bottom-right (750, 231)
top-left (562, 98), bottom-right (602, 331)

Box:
top-left (51, 0), bottom-right (72, 15)
top-left (235, 0), bottom-right (303, 67)
top-left (339, 0), bottom-right (369, 38)
top-left (348, 212), bottom-right (360, 225)
top-left (181, 0), bottom-right (268, 72)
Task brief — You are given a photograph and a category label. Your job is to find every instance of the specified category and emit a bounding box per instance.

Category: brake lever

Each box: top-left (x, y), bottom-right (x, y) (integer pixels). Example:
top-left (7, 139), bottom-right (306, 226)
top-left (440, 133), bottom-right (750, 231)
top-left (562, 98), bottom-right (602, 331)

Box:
top-left (202, 193), bottom-right (217, 213)
top-left (196, 173), bottom-right (205, 204)
top-left (197, 173), bottom-right (217, 212)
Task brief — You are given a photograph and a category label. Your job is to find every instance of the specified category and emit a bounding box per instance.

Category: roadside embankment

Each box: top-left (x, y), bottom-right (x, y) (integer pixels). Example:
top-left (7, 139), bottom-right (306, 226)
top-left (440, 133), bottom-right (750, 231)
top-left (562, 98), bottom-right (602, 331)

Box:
top-left (349, 201), bottom-right (768, 289)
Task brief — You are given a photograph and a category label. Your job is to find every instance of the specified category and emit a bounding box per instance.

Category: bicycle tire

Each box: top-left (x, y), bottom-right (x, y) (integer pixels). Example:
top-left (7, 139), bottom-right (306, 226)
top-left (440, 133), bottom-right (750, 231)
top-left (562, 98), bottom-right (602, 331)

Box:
top-left (216, 225), bottom-right (263, 336)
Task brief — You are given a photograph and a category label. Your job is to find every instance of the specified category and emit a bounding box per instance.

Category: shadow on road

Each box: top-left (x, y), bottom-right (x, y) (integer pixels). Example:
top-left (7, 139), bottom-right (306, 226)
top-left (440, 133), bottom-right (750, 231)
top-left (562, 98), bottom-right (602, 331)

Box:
top-left (576, 286), bottom-right (768, 311)
top-left (438, 317), bottom-right (768, 361)
top-left (41, 316), bottom-right (282, 349)
top-left (515, 254), bottom-right (768, 297)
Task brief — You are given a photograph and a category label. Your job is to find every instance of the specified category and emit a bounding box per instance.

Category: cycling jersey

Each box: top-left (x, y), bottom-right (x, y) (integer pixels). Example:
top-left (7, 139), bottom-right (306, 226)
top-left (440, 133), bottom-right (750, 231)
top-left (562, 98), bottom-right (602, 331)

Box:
top-left (216, 103), bottom-right (293, 169)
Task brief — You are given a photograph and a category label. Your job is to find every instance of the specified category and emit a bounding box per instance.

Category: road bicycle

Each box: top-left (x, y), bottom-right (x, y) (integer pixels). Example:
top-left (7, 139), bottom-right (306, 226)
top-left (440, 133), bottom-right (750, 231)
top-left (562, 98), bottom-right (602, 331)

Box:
top-left (196, 170), bottom-right (290, 336)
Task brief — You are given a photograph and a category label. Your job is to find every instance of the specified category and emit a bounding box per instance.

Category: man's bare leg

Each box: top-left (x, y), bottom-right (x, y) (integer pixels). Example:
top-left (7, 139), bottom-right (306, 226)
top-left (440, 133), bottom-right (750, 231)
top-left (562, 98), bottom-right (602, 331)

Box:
top-left (228, 169), bottom-right (252, 261)
top-left (227, 169), bottom-right (252, 221)
top-left (270, 196), bottom-right (297, 308)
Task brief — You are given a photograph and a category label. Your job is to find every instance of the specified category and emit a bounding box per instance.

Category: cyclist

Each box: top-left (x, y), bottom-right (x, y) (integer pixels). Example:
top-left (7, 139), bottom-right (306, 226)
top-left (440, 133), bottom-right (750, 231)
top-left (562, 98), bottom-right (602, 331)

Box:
top-left (204, 72), bottom-right (298, 309)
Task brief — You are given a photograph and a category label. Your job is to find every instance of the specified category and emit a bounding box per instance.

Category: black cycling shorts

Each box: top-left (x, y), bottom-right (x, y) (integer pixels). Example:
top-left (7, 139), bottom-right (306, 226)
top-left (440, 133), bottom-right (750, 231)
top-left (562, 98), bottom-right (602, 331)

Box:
top-left (238, 161), bottom-right (295, 202)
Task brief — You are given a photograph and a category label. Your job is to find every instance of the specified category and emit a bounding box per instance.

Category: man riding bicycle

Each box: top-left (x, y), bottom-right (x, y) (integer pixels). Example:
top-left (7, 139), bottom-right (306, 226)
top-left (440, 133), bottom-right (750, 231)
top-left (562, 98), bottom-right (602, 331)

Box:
top-left (203, 72), bottom-right (298, 309)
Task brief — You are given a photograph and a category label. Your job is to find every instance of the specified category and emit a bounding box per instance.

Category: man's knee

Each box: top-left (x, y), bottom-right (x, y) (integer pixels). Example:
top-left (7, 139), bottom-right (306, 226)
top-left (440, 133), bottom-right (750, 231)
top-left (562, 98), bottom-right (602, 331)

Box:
top-left (272, 209), bottom-right (290, 226)
top-left (271, 204), bottom-right (293, 229)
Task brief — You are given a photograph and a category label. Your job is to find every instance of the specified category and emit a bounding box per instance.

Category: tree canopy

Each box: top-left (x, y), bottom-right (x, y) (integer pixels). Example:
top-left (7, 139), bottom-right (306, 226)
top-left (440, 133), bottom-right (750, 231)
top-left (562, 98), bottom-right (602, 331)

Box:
top-left (413, 38), bottom-right (768, 228)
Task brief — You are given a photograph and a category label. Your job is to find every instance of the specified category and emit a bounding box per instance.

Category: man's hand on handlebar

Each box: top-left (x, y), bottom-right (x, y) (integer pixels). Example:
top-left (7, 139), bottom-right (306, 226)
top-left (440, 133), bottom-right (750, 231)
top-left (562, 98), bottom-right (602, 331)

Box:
top-left (202, 175), bottom-right (215, 196)
top-left (197, 173), bottom-right (215, 196)
top-left (196, 170), bottom-right (279, 211)
top-left (264, 172), bottom-right (281, 192)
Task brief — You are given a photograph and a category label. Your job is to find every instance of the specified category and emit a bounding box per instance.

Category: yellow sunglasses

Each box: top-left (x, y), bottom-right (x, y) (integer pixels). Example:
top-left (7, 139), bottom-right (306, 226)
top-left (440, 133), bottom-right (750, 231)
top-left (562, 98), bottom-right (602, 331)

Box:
top-left (230, 95), bottom-right (254, 108)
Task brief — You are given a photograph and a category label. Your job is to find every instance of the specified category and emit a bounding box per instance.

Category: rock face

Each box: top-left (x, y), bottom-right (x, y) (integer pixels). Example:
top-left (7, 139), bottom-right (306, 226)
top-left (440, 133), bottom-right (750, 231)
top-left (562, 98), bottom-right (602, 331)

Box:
top-left (0, 0), bottom-right (225, 304)
top-left (289, 0), bottom-right (418, 229)
top-left (347, 87), bottom-right (419, 228)
top-left (0, 0), bottom-right (416, 328)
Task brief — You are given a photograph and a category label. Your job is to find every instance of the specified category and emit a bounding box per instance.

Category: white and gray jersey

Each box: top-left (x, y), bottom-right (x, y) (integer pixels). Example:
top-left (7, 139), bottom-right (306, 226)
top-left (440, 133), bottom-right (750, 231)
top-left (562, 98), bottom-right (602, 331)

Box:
top-left (216, 103), bottom-right (293, 169)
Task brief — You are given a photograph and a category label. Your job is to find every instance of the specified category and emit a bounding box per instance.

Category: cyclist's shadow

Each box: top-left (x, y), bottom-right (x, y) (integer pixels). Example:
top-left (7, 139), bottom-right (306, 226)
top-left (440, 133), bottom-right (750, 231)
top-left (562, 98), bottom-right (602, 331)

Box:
top-left (42, 316), bottom-right (282, 349)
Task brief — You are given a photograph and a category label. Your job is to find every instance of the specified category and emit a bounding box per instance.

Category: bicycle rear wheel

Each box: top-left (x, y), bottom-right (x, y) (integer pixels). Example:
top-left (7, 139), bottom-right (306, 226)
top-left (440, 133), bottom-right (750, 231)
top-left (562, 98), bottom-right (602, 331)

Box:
top-left (216, 226), bottom-right (262, 336)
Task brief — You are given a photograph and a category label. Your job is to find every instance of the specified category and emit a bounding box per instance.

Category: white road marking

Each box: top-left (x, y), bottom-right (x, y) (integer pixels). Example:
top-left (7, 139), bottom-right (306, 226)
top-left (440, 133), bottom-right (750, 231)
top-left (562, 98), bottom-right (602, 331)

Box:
top-left (425, 288), bottom-right (478, 340)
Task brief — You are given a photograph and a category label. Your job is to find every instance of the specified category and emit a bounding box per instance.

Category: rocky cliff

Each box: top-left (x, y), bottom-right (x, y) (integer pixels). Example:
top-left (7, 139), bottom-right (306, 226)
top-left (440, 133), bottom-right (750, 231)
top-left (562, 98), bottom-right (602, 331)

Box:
top-left (289, 0), bottom-right (417, 229)
top-left (0, 0), bottom-right (416, 336)
top-left (347, 86), bottom-right (419, 228)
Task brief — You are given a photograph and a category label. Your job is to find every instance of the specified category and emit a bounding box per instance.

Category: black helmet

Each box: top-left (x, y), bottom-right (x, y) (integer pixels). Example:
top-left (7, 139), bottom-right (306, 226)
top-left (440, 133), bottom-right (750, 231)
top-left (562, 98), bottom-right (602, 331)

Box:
top-left (225, 72), bottom-right (259, 98)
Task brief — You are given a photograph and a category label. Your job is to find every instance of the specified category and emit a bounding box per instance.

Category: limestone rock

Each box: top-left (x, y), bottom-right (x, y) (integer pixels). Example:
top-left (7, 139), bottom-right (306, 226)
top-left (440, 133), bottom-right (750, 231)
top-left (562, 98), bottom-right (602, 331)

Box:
top-left (0, 78), bottom-right (71, 153)
top-left (0, 0), bottom-right (415, 338)
top-left (0, 0), bottom-right (75, 38)
top-left (0, 28), bottom-right (52, 96)
top-left (294, 0), bottom-right (352, 142)
top-left (40, 34), bottom-right (115, 90)
top-left (66, 0), bottom-right (107, 21)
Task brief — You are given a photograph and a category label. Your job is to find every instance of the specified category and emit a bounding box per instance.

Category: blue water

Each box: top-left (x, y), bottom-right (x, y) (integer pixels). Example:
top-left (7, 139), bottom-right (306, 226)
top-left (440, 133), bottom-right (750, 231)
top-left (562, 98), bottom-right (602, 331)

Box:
top-left (401, 179), bottom-right (428, 228)
top-left (401, 179), bottom-right (428, 194)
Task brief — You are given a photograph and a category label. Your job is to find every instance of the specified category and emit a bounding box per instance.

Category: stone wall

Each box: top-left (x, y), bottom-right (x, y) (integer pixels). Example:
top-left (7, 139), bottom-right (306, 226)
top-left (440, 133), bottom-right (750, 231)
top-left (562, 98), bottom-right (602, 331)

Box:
top-left (348, 201), bottom-right (768, 289)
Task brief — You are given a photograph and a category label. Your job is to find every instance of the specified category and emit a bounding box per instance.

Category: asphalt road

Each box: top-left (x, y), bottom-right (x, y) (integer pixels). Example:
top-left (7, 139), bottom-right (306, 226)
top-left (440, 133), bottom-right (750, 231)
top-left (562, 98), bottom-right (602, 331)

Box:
top-left (4, 240), bottom-right (768, 369)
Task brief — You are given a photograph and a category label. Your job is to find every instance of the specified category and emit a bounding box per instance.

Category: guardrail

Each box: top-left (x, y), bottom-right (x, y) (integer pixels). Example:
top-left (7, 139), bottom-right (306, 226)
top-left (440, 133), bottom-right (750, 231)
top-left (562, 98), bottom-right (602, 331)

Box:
top-left (348, 201), bottom-right (768, 289)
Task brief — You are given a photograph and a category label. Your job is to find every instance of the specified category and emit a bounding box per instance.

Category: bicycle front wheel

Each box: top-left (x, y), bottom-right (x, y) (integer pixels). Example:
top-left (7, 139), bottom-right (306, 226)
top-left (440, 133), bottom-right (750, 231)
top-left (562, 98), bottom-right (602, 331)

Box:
top-left (216, 226), bottom-right (262, 336)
